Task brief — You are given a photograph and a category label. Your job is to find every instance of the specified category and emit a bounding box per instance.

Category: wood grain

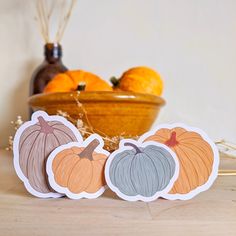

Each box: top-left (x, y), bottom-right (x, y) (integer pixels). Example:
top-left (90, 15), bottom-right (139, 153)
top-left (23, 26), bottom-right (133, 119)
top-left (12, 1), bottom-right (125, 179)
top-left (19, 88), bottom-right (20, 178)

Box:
top-left (0, 149), bottom-right (235, 236)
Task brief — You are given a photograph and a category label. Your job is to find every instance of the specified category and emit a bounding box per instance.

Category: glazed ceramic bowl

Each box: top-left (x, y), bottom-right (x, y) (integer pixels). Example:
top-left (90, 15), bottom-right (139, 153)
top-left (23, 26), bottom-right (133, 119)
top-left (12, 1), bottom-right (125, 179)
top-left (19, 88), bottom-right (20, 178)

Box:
top-left (28, 91), bottom-right (165, 149)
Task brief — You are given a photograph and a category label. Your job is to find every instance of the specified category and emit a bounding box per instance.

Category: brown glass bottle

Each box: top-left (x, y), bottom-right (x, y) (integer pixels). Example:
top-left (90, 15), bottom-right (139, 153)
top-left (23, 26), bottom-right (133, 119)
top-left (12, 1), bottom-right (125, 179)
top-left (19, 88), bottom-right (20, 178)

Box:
top-left (30, 43), bottom-right (68, 96)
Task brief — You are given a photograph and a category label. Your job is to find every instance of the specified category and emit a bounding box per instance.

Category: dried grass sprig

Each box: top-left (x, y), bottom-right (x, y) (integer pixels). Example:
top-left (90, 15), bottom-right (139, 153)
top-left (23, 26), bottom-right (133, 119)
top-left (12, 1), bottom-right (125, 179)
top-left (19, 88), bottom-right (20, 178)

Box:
top-left (36, 0), bottom-right (48, 42)
top-left (39, 0), bottom-right (49, 41)
top-left (56, 0), bottom-right (77, 43)
top-left (57, 109), bottom-right (126, 151)
top-left (215, 140), bottom-right (236, 156)
top-left (35, 0), bottom-right (77, 43)
top-left (215, 140), bottom-right (236, 150)
top-left (57, 93), bottom-right (132, 151)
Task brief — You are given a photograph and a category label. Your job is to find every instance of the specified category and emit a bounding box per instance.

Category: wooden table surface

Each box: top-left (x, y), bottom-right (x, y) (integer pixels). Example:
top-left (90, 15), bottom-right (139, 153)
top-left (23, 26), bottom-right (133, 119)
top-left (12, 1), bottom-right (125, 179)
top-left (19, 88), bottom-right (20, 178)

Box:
top-left (0, 149), bottom-right (235, 236)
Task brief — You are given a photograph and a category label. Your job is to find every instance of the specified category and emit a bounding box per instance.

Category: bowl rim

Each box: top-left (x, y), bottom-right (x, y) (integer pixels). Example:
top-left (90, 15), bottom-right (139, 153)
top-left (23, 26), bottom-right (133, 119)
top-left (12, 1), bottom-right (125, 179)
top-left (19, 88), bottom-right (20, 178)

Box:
top-left (28, 91), bottom-right (166, 106)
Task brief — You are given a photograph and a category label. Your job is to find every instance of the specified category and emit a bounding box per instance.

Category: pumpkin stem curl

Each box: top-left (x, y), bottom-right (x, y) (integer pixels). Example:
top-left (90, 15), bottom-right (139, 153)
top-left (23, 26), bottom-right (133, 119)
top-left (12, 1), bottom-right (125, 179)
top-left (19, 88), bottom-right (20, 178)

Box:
top-left (110, 77), bottom-right (119, 87)
top-left (124, 142), bottom-right (142, 154)
top-left (38, 116), bottom-right (54, 134)
top-left (165, 131), bottom-right (178, 147)
top-left (79, 139), bottom-right (100, 160)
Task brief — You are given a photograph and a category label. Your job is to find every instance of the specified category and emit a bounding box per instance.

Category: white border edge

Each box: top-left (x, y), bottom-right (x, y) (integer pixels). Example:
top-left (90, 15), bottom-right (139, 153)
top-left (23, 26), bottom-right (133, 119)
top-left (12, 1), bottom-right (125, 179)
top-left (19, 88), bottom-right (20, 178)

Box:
top-left (13, 110), bottom-right (83, 198)
top-left (46, 134), bottom-right (110, 199)
top-left (139, 123), bottom-right (220, 200)
top-left (105, 139), bottom-right (180, 202)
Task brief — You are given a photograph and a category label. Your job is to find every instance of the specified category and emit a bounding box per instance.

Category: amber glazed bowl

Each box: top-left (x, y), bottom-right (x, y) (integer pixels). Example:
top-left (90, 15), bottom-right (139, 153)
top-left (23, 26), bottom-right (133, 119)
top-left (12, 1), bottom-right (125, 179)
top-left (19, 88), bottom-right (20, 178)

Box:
top-left (29, 91), bottom-right (165, 148)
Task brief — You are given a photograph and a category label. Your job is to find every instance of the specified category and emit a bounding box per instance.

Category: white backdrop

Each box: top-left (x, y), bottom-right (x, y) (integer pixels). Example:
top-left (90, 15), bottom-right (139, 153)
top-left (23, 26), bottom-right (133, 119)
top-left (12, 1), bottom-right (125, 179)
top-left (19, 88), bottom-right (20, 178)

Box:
top-left (0, 0), bottom-right (235, 147)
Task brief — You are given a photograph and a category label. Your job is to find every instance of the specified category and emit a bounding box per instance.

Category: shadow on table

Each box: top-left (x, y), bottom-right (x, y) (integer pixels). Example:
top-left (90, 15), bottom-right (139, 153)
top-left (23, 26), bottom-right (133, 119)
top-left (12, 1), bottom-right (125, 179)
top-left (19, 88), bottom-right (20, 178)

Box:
top-left (102, 189), bottom-right (120, 200)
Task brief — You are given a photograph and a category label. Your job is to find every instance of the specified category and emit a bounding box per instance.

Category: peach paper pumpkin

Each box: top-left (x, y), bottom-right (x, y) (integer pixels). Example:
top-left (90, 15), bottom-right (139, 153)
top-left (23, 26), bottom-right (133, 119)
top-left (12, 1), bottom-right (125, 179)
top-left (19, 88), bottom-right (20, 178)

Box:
top-left (145, 126), bottom-right (218, 197)
top-left (48, 137), bottom-right (109, 198)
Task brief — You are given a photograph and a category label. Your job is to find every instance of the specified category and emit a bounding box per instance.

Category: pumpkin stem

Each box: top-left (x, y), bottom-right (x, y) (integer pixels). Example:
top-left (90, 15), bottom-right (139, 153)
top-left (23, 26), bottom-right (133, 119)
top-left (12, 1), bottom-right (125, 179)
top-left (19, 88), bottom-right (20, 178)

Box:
top-left (124, 142), bottom-right (142, 154)
top-left (110, 77), bottom-right (119, 87)
top-left (79, 139), bottom-right (100, 160)
top-left (77, 82), bottom-right (86, 91)
top-left (38, 116), bottom-right (54, 134)
top-left (165, 131), bottom-right (178, 147)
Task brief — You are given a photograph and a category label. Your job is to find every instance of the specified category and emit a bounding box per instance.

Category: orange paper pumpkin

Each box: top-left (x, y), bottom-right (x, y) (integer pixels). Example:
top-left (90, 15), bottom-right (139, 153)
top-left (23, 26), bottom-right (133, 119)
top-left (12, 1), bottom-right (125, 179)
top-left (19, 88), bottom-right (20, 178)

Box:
top-left (50, 138), bottom-right (108, 197)
top-left (44, 70), bottom-right (112, 93)
top-left (111, 66), bottom-right (163, 96)
top-left (145, 127), bottom-right (215, 195)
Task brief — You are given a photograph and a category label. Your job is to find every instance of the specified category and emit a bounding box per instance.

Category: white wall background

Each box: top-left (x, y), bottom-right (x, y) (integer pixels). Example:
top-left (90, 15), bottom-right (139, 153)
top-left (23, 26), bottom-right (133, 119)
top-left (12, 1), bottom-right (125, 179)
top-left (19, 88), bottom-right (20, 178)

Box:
top-left (0, 0), bottom-right (235, 147)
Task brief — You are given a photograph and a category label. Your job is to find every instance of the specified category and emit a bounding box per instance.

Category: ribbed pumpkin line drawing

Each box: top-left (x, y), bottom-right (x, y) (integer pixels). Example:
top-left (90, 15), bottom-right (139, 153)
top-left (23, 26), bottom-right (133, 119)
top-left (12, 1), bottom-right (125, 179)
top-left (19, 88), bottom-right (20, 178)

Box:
top-left (16, 114), bottom-right (78, 195)
top-left (146, 145), bottom-right (176, 185)
top-left (50, 138), bottom-right (108, 196)
top-left (108, 142), bottom-right (177, 198)
top-left (145, 127), bottom-right (215, 195)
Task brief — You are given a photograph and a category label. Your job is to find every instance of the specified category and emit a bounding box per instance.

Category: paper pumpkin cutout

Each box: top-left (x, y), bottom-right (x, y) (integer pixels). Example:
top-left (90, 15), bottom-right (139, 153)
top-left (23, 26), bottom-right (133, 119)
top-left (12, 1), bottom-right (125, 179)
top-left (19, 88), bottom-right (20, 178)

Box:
top-left (47, 134), bottom-right (110, 199)
top-left (13, 111), bottom-right (82, 198)
top-left (105, 139), bottom-right (179, 202)
top-left (140, 123), bottom-right (219, 200)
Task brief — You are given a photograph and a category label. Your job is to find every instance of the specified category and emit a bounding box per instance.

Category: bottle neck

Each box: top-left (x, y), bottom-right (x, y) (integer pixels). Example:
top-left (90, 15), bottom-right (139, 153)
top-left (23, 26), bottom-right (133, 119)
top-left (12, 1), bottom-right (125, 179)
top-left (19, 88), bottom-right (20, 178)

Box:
top-left (44, 43), bottom-right (63, 64)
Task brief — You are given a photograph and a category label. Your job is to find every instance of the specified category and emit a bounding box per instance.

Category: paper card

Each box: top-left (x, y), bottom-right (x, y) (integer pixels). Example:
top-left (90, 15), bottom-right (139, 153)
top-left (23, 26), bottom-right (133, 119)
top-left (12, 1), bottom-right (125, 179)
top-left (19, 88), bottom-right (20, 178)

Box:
top-left (13, 111), bottom-right (83, 198)
top-left (105, 139), bottom-right (179, 202)
top-left (139, 123), bottom-right (220, 200)
top-left (46, 134), bottom-right (110, 199)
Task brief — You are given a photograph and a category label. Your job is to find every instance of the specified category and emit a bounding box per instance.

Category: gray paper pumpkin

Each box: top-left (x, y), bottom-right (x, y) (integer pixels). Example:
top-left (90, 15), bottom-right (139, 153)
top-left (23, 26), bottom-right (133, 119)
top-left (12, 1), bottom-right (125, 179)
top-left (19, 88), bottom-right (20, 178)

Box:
top-left (109, 142), bottom-right (176, 198)
top-left (17, 116), bottom-right (78, 194)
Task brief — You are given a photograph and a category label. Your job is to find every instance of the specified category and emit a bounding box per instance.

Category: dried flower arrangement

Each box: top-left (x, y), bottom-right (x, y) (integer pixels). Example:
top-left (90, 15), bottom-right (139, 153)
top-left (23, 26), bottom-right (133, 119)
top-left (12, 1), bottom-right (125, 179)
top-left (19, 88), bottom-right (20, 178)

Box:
top-left (6, 116), bottom-right (24, 151)
top-left (34, 0), bottom-right (77, 43)
top-left (7, 0), bottom-right (128, 151)
top-left (56, 92), bottom-right (135, 151)
top-left (6, 92), bottom-right (134, 151)
top-left (7, 111), bottom-right (236, 175)
top-left (6, 96), bottom-right (236, 155)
